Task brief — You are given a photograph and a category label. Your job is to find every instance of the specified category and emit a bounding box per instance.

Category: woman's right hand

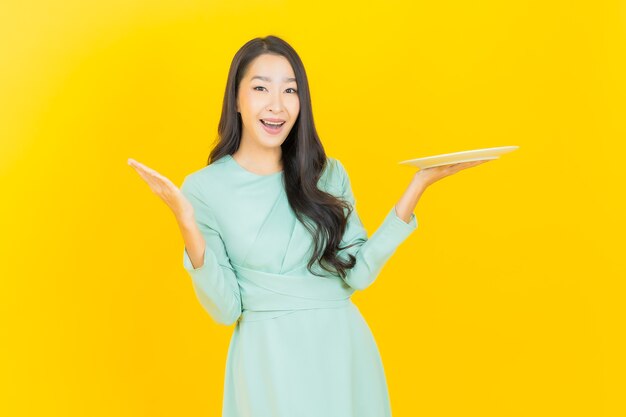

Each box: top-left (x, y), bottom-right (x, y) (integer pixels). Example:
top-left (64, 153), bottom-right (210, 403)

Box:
top-left (128, 158), bottom-right (194, 222)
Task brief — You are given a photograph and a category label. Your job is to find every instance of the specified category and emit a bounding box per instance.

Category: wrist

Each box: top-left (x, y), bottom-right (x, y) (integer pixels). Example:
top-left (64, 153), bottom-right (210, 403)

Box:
top-left (411, 172), bottom-right (430, 190)
top-left (176, 211), bottom-right (196, 228)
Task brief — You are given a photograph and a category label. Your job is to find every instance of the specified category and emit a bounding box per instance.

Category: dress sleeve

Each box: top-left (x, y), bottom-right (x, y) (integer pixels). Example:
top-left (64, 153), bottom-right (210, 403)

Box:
top-left (335, 159), bottom-right (418, 291)
top-left (180, 176), bottom-right (242, 326)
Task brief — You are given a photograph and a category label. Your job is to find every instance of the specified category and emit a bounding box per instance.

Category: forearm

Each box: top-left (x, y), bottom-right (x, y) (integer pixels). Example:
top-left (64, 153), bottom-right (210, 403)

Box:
top-left (395, 175), bottom-right (427, 223)
top-left (342, 206), bottom-right (417, 290)
top-left (177, 214), bottom-right (206, 269)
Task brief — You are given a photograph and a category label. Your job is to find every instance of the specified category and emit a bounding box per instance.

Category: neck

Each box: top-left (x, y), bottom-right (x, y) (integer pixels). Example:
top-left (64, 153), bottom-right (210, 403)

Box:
top-left (232, 143), bottom-right (283, 175)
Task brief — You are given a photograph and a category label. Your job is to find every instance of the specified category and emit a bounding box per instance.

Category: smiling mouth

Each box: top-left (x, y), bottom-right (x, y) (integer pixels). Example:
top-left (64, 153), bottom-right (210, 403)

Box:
top-left (259, 119), bottom-right (286, 134)
top-left (260, 119), bottom-right (286, 127)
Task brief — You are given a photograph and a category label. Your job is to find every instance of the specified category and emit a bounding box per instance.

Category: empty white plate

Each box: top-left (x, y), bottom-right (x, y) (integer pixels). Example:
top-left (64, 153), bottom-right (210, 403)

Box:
top-left (398, 146), bottom-right (519, 169)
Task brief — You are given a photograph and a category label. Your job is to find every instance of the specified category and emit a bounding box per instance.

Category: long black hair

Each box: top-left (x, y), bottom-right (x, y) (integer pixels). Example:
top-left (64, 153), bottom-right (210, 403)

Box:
top-left (207, 35), bottom-right (358, 279)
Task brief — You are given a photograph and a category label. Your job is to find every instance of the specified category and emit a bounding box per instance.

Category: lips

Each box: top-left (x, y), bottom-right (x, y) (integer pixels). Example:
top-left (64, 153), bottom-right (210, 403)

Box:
top-left (259, 119), bottom-right (285, 135)
top-left (260, 119), bottom-right (286, 127)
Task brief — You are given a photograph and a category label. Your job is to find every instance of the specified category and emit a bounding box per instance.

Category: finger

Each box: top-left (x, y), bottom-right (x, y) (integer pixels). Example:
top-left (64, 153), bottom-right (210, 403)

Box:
top-left (135, 162), bottom-right (157, 176)
top-left (446, 162), bottom-right (471, 173)
top-left (457, 160), bottom-right (490, 171)
top-left (132, 166), bottom-right (174, 195)
top-left (132, 161), bottom-right (164, 180)
top-left (133, 166), bottom-right (157, 187)
top-left (129, 159), bottom-right (177, 193)
top-left (472, 160), bottom-right (491, 166)
top-left (131, 163), bottom-right (162, 187)
top-left (143, 165), bottom-right (166, 181)
top-left (130, 163), bottom-right (152, 181)
top-left (140, 167), bottom-right (171, 187)
top-left (129, 159), bottom-right (148, 173)
top-left (128, 158), bottom-right (149, 171)
top-left (129, 159), bottom-right (155, 174)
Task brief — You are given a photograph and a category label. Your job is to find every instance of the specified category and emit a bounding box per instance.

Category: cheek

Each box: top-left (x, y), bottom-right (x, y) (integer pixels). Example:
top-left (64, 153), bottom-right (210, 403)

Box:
top-left (239, 91), bottom-right (258, 110)
top-left (290, 99), bottom-right (300, 116)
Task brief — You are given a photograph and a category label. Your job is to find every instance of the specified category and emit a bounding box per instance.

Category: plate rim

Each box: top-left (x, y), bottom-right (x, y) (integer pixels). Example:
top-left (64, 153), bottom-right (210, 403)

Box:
top-left (398, 145), bottom-right (519, 165)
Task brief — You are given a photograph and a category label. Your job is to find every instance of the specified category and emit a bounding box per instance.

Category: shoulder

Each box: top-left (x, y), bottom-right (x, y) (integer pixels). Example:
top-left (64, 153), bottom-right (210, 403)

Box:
top-left (327, 156), bottom-right (349, 181)
top-left (319, 156), bottom-right (349, 195)
top-left (180, 155), bottom-right (231, 200)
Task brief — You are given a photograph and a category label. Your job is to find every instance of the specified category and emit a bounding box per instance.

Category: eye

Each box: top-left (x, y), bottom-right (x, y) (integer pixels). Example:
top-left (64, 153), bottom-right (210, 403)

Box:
top-left (253, 86), bottom-right (297, 94)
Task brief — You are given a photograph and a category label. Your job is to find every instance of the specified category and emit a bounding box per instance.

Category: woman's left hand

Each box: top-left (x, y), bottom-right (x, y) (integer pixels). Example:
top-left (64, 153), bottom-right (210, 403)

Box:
top-left (394, 159), bottom-right (492, 223)
top-left (414, 159), bottom-right (492, 188)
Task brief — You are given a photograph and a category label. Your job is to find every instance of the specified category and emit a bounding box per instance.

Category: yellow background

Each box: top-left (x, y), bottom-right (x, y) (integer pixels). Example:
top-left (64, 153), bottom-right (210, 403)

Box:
top-left (2, 0), bottom-right (624, 415)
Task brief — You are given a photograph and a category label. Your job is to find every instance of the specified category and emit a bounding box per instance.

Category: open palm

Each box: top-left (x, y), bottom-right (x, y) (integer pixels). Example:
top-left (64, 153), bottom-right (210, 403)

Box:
top-left (128, 158), bottom-right (194, 220)
top-left (416, 159), bottom-right (492, 187)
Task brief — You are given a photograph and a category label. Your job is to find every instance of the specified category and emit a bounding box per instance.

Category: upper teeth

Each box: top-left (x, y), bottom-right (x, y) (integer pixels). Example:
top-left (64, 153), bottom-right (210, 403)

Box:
top-left (263, 120), bottom-right (284, 126)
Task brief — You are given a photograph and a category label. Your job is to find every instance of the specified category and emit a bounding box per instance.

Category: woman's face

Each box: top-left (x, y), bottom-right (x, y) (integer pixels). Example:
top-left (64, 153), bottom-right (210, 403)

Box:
top-left (236, 53), bottom-right (300, 150)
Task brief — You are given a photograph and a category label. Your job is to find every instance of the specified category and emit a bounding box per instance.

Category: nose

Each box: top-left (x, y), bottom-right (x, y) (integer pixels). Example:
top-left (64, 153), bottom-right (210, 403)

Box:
top-left (266, 91), bottom-right (285, 113)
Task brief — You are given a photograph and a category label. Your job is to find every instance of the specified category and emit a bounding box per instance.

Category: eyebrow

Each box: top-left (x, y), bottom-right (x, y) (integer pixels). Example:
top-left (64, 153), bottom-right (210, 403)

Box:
top-left (250, 75), bottom-right (297, 83)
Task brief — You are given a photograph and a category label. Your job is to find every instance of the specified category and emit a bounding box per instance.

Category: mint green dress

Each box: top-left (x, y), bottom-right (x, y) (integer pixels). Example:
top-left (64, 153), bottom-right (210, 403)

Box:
top-left (180, 154), bottom-right (417, 417)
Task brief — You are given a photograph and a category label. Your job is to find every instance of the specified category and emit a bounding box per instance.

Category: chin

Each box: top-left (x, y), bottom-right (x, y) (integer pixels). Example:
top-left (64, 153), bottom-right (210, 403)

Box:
top-left (255, 136), bottom-right (285, 148)
top-left (257, 130), bottom-right (291, 143)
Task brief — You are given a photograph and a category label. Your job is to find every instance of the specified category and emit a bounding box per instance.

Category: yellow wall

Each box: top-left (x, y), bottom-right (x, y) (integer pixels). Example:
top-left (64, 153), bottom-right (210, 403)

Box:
top-left (1, 1), bottom-right (624, 415)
